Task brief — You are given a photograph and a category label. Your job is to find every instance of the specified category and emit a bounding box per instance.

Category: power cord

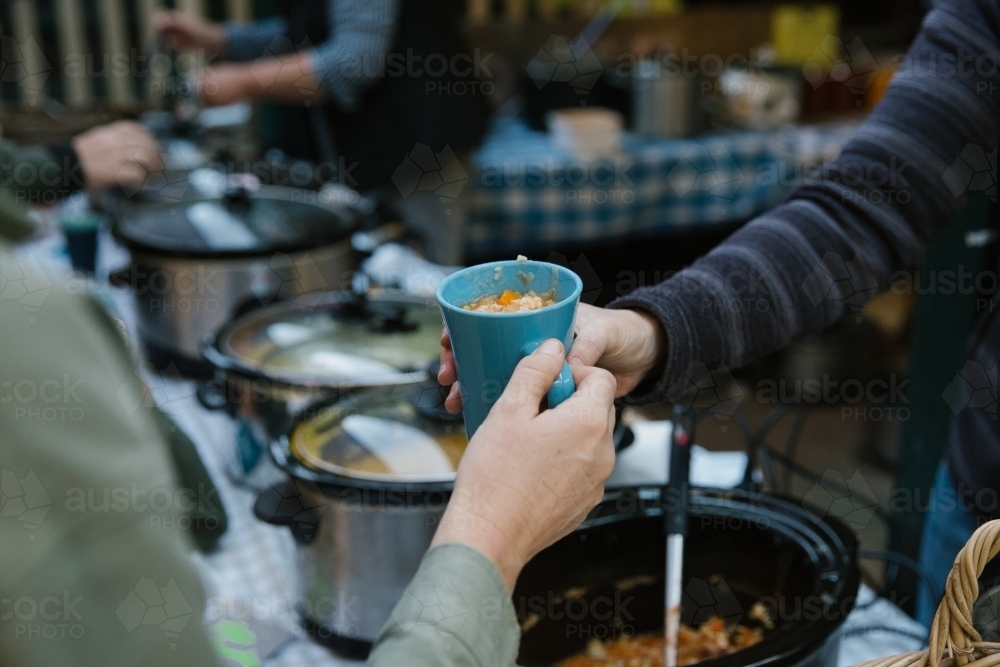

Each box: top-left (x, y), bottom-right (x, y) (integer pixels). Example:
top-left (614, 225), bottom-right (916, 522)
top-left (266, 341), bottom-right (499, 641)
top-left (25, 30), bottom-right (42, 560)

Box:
top-left (858, 549), bottom-right (938, 611)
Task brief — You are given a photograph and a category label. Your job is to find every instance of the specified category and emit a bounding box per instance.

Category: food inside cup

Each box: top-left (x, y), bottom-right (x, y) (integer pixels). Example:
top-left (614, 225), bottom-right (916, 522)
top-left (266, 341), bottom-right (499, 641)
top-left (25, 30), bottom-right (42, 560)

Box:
top-left (461, 289), bottom-right (557, 313)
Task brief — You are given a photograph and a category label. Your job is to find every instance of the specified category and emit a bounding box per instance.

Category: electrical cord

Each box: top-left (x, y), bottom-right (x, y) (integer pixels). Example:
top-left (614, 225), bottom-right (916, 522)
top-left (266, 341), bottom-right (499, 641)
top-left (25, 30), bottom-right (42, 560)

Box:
top-left (695, 402), bottom-right (934, 629)
top-left (858, 549), bottom-right (938, 611)
top-left (783, 408), bottom-right (810, 494)
top-left (726, 401), bottom-right (793, 495)
top-left (762, 444), bottom-right (894, 528)
top-left (707, 401), bottom-right (891, 527)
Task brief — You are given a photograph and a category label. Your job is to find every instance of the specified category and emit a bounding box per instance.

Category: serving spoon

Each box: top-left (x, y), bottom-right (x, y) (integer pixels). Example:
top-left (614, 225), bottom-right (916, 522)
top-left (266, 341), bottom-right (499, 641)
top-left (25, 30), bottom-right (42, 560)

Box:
top-left (665, 406), bottom-right (695, 667)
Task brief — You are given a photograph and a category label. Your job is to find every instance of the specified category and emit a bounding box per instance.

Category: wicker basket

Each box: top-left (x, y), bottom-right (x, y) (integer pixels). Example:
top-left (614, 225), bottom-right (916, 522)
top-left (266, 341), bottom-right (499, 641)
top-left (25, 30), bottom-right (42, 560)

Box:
top-left (856, 520), bottom-right (1000, 667)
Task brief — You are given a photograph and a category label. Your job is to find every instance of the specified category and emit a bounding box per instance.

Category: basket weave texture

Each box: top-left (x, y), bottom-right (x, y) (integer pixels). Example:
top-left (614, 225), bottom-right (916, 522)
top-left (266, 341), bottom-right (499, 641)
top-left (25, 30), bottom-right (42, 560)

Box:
top-left (856, 521), bottom-right (1000, 667)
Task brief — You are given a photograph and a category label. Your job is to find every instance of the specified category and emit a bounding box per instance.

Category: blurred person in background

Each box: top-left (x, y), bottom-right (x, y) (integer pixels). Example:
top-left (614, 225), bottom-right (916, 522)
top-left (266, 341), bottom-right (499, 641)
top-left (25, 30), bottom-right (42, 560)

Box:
top-left (155, 0), bottom-right (491, 265)
top-left (439, 0), bottom-right (999, 628)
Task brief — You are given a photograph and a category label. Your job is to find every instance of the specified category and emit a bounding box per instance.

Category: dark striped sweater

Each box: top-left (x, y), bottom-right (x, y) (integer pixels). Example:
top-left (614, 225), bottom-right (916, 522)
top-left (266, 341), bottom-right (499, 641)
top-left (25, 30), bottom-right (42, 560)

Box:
top-left (610, 0), bottom-right (1000, 513)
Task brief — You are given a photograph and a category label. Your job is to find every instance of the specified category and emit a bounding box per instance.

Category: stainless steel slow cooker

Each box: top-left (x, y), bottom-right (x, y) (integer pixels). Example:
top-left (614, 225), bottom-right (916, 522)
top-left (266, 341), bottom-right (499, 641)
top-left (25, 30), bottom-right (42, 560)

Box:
top-left (200, 290), bottom-right (446, 477)
top-left (250, 378), bottom-right (632, 658)
top-left (110, 184), bottom-right (361, 372)
top-left (254, 384), bottom-right (464, 656)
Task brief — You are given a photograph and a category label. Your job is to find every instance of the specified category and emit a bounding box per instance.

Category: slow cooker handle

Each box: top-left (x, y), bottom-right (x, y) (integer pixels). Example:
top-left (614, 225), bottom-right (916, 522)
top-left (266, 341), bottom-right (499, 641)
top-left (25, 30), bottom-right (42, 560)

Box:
top-left (108, 266), bottom-right (144, 289)
top-left (195, 381), bottom-right (231, 413)
top-left (253, 479), bottom-right (322, 545)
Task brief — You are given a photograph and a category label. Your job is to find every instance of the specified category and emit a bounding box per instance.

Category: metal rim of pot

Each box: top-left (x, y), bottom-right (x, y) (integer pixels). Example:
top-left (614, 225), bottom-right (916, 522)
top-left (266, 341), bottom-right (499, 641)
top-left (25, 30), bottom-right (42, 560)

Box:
top-left (515, 486), bottom-right (860, 667)
top-left (269, 435), bottom-right (457, 502)
top-left (265, 395), bottom-right (638, 503)
top-left (201, 290), bottom-right (440, 391)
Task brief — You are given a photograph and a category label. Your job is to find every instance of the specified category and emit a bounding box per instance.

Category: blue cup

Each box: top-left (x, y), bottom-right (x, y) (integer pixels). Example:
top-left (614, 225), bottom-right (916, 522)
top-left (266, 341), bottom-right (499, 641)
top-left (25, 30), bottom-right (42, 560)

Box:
top-left (437, 260), bottom-right (583, 439)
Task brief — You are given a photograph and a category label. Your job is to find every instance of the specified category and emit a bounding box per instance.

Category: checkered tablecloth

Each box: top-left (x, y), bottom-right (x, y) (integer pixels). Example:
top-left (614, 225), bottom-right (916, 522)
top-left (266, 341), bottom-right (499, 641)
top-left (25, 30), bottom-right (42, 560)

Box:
top-left (463, 118), bottom-right (859, 257)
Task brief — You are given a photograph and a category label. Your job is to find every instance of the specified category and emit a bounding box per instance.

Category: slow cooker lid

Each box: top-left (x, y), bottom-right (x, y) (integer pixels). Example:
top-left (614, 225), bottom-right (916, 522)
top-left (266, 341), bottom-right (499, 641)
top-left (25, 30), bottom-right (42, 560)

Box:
top-left (290, 384), bottom-right (466, 483)
top-left (115, 184), bottom-right (356, 256)
top-left (213, 291), bottom-right (444, 387)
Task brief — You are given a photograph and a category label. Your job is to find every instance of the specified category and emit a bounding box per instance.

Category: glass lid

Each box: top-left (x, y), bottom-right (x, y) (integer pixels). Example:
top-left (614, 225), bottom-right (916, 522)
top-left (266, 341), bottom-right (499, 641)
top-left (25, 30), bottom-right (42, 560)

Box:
top-left (115, 185), bottom-right (355, 256)
top-left (216, 291), bottom-right (444, 387)
top-left (289, 383), bottom-right (467, 483)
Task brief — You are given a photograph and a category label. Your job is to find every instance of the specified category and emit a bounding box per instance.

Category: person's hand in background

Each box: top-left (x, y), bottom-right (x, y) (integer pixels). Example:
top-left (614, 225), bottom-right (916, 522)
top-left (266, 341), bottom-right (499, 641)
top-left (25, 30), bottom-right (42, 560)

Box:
top-left (71, 121), bottom-right (163, 190)
top-left (153, 10), bottom-right (227, 55)
top-left (438, 303), bottom-right (666, 412)
top-left (431, 339), bottom-right (618, 591)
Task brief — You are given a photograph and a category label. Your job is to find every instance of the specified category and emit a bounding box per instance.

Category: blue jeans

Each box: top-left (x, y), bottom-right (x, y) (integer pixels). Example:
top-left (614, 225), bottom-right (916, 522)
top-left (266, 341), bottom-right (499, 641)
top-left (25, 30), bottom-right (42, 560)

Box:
top-left (915, 463), bottom-right (980, 627)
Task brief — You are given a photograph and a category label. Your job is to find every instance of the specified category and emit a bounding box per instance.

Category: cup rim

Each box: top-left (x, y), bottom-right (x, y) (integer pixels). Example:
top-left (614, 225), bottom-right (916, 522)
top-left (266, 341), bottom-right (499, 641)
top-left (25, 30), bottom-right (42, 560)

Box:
top-left (436, 260), bottom-right (584, 318)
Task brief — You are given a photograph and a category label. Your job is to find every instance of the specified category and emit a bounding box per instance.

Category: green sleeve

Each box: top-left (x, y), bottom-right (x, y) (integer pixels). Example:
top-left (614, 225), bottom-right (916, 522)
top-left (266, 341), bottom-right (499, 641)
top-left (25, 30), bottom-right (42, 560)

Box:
top-left (366, 543), bottom-right (521, 667)
top-left (0, 187), bottom-right (37, 242)
top-left (0, 244), bottom-right (222, 667)
top-left (0, 137), bottom-right (80, 203)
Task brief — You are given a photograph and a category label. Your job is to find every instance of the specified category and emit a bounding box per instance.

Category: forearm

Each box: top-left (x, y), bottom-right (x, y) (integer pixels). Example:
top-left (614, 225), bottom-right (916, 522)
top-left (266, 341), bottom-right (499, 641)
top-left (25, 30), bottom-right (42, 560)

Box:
top-left (208, 53), bottom-right (324, 103)
top-left (611, 0), bottom-right (1000, 402)
top-left (366, 544), bottom-right (520, 667)
top-left (311, 0), bottom-right (398, 111)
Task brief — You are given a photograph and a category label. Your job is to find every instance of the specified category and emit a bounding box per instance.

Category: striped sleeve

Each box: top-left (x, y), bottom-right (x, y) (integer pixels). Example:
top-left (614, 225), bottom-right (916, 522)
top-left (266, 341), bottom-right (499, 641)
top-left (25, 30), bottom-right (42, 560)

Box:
top-left (610, 0), bottom-right (1000, 403)
top-left (308, 0), bottom-right (399, 112)
top-left (222, 16), bottom-right (289, 62)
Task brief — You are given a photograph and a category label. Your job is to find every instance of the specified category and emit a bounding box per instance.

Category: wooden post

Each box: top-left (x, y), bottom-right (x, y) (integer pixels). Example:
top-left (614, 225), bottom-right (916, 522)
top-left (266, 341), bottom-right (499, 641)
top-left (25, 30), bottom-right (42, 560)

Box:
top-left (96, 0), bottom-right (135, 109)
top-left (9, 0), bottom-right (48, 108)
top-left (136, 0), bottom-right (166, 107)
top-left (55, 0), bottom-right (93, 108)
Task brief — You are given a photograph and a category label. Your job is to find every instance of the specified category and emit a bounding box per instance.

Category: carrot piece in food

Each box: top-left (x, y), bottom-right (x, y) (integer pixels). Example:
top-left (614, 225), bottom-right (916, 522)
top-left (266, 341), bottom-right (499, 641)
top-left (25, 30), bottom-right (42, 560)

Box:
top-left (497, 290), bottom-right (518, 306)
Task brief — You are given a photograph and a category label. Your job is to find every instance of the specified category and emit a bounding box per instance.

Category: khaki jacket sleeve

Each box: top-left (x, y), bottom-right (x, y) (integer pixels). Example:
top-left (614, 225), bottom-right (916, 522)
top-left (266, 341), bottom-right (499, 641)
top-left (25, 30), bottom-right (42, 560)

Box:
top-left (366, 544), bottom-right (521, 667)
top-left (0, 244), bottom-right (222, 667)
top-left (0, 186), bottom-right (36, 241)
top-left (0, 137), bottom-right (81, 203)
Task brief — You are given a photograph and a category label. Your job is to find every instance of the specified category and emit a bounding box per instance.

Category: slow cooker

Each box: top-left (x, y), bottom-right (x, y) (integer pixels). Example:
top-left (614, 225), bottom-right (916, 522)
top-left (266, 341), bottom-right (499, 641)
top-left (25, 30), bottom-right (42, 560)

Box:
top-left (200, 290), bottom-right (445, 478)
top-left (110, 184), bottom-right (360, 372)
top-left (515, 487), bottom-right (860, 667)
top-left (254, 385), bottom-right (636, 657)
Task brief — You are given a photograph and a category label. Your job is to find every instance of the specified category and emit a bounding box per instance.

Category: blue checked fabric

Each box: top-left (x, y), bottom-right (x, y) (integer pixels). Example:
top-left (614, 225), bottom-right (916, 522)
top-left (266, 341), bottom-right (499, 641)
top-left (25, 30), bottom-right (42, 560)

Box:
top-left (463, 118), bottom-right (859, 257)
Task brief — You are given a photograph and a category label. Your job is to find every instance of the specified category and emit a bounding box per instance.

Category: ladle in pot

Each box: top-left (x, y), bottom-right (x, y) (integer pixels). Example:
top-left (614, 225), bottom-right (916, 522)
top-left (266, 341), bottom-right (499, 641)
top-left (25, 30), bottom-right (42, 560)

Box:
top-left (665, 406), bottom-right (694, 667)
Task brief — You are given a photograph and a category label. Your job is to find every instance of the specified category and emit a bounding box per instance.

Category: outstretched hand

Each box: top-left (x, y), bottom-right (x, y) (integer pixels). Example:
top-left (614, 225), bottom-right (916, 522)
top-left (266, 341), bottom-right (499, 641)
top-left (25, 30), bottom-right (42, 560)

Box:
top-left (438, 303), bottom-right (666, 413)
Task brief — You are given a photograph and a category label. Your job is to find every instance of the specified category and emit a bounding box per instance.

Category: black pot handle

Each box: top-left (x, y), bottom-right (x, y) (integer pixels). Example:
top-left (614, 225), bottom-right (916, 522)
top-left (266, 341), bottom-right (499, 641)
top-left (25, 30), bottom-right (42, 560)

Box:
top-left (108, 266), bottom-right (134, 288)
top-left (253, 478), bottom-right (322, 544)
top-left (195, 381), bottom-right (230, 412)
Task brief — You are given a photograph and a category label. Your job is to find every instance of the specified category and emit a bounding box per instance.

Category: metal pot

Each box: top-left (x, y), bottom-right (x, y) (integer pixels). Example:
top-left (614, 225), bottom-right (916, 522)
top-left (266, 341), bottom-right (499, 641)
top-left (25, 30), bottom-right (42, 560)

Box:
top-left (110, 184), bottom-right (361, 372)
top-left (632, 58), bottom-right (707, 138)
top-left (255, 385), bottom-right (464, 655)
top-left (515, 488), bottom-right (859, 667)
top-left (200, 290), bottom-right (446, 479)
top-left (254, 386), bottom-right (636, 657)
